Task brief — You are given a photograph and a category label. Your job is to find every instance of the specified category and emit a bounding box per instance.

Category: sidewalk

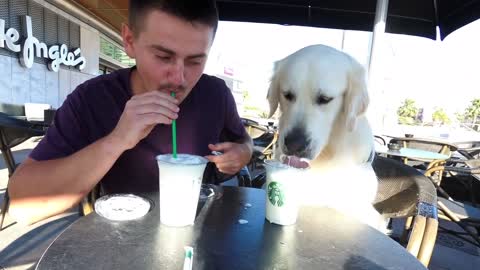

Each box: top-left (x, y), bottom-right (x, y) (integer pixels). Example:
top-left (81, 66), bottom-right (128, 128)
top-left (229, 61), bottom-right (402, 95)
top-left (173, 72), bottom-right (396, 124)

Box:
top-left (0, 137), bottom-right (79, 270)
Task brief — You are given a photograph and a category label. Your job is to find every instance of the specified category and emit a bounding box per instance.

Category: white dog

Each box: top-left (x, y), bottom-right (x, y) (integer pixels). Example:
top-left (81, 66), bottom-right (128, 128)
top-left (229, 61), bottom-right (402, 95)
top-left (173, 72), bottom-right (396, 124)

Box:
top-left (267, 44), bottom-right (385, 231)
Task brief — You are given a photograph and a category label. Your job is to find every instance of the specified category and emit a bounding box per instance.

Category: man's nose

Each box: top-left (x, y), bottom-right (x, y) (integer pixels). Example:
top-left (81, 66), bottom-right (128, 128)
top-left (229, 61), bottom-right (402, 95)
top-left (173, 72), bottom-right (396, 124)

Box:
top-left (167, 61), bottom-right (186, 87)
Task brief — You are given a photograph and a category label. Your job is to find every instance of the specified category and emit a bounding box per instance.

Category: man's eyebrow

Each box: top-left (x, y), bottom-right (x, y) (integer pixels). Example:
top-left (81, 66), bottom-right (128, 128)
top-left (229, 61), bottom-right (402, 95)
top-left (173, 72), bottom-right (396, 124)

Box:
top-left (150, 45), bottom-right (175, 55)
top-left (149, 44), bottom-right (206, 59)
top-left (187, 53), bottom-right (207, 59)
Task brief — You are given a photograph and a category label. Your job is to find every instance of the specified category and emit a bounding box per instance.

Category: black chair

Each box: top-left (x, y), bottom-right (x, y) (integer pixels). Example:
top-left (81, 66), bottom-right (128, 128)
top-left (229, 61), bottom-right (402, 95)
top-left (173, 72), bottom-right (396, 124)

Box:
top-left (374, 135), bottom-right (386, 146)
top-left (455, 141), bottom-right (480, 160)
top-left (43, 108), bottom-right (57, 126)
top-left (0, 110), bottom-right (46, 230)
top-left (241, 118), bottom-right (278, 173)
top-left (388, 137), bottom-right (458, 186)
top-left (389, 137), bottom-right (458, 157)
top-left (372, 156), bottom-right (438, 267)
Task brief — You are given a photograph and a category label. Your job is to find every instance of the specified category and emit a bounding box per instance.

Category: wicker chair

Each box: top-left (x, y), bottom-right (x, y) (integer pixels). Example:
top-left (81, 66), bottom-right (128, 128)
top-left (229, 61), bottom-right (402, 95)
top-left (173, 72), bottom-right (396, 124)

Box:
top-left (424, 158), bottom-right (480, 246)
top-left (389, 137), bottom-right (457, 157)
top-left (372, 156), bottom-right (438, 267)
top-left (79, 184), bottom-right (103, 216)
top-left (241, 118), bottom-right (278, 171)
top-left (241, 118), bottom-right (267, 139)
top-left (389, 137), bottom-right (458, 185)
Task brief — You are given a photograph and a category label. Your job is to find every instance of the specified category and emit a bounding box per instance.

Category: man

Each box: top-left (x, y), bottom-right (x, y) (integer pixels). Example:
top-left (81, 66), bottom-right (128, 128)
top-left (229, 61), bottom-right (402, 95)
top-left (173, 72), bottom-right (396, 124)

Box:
top-left (8, 0), bottom-right (252, 225)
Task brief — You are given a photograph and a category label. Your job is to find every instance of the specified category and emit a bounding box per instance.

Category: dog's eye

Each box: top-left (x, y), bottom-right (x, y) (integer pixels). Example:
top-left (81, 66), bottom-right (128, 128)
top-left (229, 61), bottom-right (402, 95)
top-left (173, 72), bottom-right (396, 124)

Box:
top-left (316, 95), bottom-right (333, 105)
top-left (283, 91), bottom-right (295, 101)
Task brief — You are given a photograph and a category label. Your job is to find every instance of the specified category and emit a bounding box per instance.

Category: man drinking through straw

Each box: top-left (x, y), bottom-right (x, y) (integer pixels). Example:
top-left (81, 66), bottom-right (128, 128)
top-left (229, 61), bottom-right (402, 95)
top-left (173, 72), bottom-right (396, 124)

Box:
top-left (8, 0), bottom-right (253, 225)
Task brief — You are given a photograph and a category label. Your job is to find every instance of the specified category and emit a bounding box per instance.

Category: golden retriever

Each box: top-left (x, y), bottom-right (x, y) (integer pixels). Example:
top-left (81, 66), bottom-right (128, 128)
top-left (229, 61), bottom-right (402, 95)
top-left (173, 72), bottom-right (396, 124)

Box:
top-left (267, 44), bottom-right (385, 231)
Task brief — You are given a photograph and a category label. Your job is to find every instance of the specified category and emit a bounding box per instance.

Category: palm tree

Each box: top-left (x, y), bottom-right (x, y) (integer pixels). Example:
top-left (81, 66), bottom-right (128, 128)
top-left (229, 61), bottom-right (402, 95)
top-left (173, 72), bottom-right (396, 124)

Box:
top-left (397, 99), bottom-right (419, 125)
top-left (432, 108), bottom-right (451, 125)
top-left (464, 99), bottom-right (480, 128)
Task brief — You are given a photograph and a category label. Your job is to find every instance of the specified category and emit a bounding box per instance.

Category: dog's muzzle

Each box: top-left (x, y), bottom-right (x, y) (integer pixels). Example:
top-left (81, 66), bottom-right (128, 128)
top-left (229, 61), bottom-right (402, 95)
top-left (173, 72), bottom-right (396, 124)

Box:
top-left (283, 127), bottom-right (311, 157)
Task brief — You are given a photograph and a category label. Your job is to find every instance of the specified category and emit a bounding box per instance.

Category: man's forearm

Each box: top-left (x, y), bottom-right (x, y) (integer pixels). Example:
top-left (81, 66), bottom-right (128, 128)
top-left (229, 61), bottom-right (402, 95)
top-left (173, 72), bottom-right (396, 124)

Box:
top-left (237, 135), bottom-right (253, 170)
top-left (241, 135), bottom-right (254, 159)
top-left (8, 134), bottom-right (126, 224)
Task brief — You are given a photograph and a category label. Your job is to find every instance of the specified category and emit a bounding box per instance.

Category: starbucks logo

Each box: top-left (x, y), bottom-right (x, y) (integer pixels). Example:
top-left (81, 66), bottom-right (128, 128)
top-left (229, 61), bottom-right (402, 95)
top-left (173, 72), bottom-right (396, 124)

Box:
top-left (268, 182), bottom-right (285, 207)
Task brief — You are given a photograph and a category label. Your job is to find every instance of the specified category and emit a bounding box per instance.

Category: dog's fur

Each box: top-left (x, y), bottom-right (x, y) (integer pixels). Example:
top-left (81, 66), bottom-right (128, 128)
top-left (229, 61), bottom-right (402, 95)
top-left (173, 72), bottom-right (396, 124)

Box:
top-left (267, 45), bottom-right (385, 231)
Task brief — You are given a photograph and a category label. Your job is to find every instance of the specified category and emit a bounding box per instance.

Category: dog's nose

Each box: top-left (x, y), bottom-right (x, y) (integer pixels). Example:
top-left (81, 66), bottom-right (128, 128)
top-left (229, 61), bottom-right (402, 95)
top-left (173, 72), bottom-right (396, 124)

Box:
top-left (284, 127), bottom-right (309, 156)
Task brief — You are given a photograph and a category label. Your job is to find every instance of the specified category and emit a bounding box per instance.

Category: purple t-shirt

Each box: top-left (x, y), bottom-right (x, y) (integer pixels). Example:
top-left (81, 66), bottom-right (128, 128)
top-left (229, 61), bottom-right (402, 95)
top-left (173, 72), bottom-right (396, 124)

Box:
top-left (30, 68), bottom-right (247, 194)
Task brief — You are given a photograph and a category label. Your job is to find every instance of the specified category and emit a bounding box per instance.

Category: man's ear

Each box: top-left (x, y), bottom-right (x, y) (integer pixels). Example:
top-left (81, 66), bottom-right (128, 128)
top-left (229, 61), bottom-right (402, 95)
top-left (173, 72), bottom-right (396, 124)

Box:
top-left (122, 23), bottom-right (136, 59)
top-left (267, 60), bottom-right (282, 118)
top-left (343, 58), bottom-right (369, 131)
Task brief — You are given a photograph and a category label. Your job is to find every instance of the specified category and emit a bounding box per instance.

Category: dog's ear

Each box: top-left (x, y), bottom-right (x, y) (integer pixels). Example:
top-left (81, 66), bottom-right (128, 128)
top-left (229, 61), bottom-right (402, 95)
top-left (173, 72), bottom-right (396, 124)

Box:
top-left (267, 60), bottom-right (282, 118)
top-left (343, 58), bottom-right (369, 131)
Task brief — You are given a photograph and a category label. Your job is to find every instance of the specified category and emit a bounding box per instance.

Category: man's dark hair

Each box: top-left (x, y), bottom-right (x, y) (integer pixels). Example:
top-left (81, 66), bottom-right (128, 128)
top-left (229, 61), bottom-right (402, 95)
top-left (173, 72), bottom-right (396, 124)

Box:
top-left (129, 0), bottom-right (218, 37)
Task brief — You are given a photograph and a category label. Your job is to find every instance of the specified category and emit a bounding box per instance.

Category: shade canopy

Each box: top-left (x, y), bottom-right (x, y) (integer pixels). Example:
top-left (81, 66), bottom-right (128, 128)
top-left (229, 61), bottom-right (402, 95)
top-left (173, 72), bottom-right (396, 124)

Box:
top-left (74, 0), bottom-right (480, 40)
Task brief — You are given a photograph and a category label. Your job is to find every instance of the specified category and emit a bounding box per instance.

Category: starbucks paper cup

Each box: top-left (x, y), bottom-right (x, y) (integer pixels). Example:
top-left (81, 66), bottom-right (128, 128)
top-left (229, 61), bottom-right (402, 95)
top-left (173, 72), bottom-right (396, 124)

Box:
top-left (264, 160), bottom-right (304, 225)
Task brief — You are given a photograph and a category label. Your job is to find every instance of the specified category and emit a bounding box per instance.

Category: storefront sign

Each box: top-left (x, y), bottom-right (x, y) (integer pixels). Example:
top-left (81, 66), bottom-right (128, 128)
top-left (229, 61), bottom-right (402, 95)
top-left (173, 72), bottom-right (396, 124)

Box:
top-left (0, 15), bottom-right (86, 72)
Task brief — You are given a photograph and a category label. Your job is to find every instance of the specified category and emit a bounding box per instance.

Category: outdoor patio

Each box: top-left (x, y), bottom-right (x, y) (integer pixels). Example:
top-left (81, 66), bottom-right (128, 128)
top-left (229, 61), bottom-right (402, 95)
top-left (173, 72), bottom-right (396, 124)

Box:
top-left (1, 136), bottom-right (480, 270)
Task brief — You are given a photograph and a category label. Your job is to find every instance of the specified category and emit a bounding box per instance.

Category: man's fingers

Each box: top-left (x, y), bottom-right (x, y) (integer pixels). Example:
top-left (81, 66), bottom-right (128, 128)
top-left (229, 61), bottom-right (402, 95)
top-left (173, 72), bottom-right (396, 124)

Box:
top-left (208, 144), bottom-right (219, 151)
top-left (134, 104), bottom-right (179, 119)
top-left (205, 155), bottom-right (221, 163)
top-left (204, 155), bottom-right (237, 174)
top-left (208, 142), bottom-right (234, 151)
top-left (131, 91), bottom-right (179, 104)
top-left (217, 163), bottom-right (239, 174)
top-left (213, 158), bottom-right (241, 173)
top-left (206, 143), bottom-right (251, 175)
top-left (129, 98), bottom-right (179, 113)
top-left (139, 113), bottom-right (174, 126)
top-left (205, 156), bottom-right (235, 168)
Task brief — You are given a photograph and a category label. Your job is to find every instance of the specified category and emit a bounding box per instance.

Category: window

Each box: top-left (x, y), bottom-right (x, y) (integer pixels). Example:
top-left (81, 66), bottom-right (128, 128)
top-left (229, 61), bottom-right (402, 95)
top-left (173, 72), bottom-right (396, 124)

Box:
top-left (100, 37), bottom-right (135, 67)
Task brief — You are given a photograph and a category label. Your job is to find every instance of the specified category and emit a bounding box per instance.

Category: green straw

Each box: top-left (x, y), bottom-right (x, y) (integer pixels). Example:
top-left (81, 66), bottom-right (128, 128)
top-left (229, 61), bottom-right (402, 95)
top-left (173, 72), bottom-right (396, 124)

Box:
top-left (171, 92), bottom-right (177, 158)
top-left (183, 246), bottom-right (193, 270)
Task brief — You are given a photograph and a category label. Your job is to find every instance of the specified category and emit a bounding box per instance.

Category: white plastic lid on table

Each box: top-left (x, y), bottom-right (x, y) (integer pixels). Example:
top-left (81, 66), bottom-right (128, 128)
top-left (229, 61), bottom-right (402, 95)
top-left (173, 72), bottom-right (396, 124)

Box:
top-left (94, 194), bottom-right (152, 221)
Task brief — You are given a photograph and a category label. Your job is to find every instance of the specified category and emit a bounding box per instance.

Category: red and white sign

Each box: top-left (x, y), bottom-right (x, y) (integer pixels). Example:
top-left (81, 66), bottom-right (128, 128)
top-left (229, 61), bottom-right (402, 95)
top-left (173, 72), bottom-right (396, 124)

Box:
top-left (224, 66), bottom-right (234, 76)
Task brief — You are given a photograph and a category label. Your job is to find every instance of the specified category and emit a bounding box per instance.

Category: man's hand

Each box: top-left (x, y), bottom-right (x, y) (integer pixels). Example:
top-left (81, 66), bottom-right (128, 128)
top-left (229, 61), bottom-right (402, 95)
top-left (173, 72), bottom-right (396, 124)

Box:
top-left (205, 142), bottom-right (252, 175)
top-left (108, 91), bottom-right (179, 151)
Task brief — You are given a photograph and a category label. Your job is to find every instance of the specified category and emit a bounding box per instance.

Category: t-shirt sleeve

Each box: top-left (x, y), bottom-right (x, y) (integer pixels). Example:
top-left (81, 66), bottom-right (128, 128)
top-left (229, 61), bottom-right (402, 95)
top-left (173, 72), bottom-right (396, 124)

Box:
top-left (30, 86), bottom-right (91, 161)
top-left (219, 82), bottom-right (249, 143)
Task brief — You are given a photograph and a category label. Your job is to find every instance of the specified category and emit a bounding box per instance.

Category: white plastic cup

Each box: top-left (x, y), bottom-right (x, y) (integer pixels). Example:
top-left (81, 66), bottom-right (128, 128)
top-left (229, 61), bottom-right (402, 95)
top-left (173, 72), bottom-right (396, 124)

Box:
top-left (264, 160), bottom-right (303, 225)
top-left (156, 154), bottom-right (208, 227)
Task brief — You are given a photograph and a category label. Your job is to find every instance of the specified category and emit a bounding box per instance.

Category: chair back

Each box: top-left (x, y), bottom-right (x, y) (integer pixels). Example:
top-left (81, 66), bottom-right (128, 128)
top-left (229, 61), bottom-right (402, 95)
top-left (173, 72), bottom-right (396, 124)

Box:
top-left (374, 135), bottom-right (386, 146)
top-left (0, 103), bottom-right (25, 116)
top-left (0, 105), bottom-right (45, 229)
top-left (372, 156), bottom-right (437, 218)
top-left (24, 103), bottom-right (52, 122)
top-left (372, 156), bottom-right (438, 267)
top-left (0, 112), bottom-right (45, 149)
top-left (390, 137), bottom-right (457, 157)
top-left (241, 118), bottom-right (268, 139)
top-left (44, 109), bottom-right (57, 126)
top-left (455, 141), bottom-right (480, 159)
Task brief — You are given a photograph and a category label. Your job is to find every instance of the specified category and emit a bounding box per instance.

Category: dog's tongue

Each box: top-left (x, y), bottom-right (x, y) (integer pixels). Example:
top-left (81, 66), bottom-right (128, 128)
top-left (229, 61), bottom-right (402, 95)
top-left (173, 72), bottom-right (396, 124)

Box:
top-left (281, 155), bottom-right (310, 169)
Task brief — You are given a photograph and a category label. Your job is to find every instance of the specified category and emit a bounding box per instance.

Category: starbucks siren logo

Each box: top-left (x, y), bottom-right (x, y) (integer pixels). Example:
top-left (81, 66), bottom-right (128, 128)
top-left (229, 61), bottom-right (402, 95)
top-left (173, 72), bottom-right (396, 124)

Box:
top-left (268, 181), bottom-right (285, 207)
